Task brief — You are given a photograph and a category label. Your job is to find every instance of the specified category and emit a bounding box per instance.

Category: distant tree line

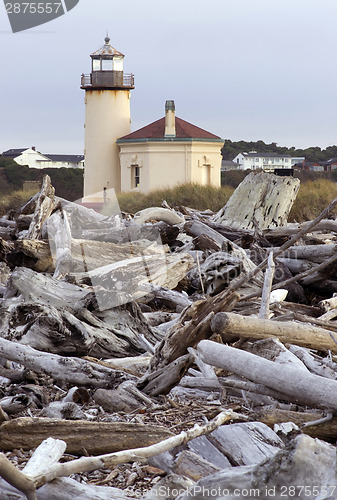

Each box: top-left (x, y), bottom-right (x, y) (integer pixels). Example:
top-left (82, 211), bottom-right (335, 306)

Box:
top-left (0, 157), bottom-right (83, 201)
top-left (222, 140), bottom-right (337, 163)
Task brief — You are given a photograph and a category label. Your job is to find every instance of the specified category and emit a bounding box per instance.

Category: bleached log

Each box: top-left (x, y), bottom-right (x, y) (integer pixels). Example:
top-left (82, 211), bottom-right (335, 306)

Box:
top-left (263, 218), bottom-right (337, 239)
top-left (0, 477), bottom-right (128, 500)
top-left (140, 285), bottom-right (192, 311)
top-left (0, 300), bottom-right (152, 359)
top-left (134, 207), bottom-right (184, 225)
top-left (137, 353), bottom-right (194, 396)
top-left (0, 337), bottom-right (132, 389)
top-left (280, 243), bottom-right (337, 263)
top-left (259, 252), bottom-right (275, 319)
top-left (149, 290), bottom-right (240, 371)
top-left (143, 312), bottom-right (180, 327)
top-left (0, 418), bottom-right (174, 455)
top-left (211, 311), bottom-right (337, 354)
top-left (69, 252), bottom-right (193, 308)
top-left (242, 338), bottom-right (308, 372)
top-left (188, 252), bottom-right (243, 295)
top-left (26, 175), bottom-right (55, 240)
top-left (174, 450), bottom-right (221, 480)
top-left (276, 257), bottom-right (314, 274)
top-left (230, 195), bottom-right (337, 302)
top-left (5, 267), bottom-right (90, 309)
top-left (3, 238), bottom-right (168, 274)
top-left (214, 171), bottom-right (300, 229)
top-left (198, 340), bottom-right (337, 410)
top-left (46, 209), bottom-right (73, 279)
top-left (257, 407), bottom-right (337, 441)
top-left (176, 434), bottom-right (337, 500)
top-left (288, 345), bottom-right (337, 379)
top-left (86, 355), bottom-right (151, 377)
top-left (319, 294), bottom-right (337, 312)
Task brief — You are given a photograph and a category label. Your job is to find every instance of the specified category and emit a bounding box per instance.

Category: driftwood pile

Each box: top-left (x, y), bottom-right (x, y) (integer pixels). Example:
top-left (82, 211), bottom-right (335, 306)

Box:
top-left (0, 172), bottom-right (337, 499)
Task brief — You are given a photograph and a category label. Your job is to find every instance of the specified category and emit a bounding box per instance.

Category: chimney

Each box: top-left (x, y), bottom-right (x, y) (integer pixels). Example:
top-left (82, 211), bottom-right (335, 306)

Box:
top-left (164, 100), bottom-right (176, 137)
top-left (32, 146), bottom-right (36, 151)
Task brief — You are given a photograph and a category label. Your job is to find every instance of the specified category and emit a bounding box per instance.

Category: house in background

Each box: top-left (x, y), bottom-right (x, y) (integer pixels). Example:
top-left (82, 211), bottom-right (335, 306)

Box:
top-left (233, 152), bottom-right (305, 171)
top-left (300, 158), bottom-right (337, 172)
top-left (2, 147), bottom-right (84, 169)
top-left (81, 37), bottom-right (224, 202)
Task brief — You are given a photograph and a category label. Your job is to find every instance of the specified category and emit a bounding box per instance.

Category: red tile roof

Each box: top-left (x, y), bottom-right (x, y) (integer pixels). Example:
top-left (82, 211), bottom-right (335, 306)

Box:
top-left (118, 116), bottom-right (222, 141)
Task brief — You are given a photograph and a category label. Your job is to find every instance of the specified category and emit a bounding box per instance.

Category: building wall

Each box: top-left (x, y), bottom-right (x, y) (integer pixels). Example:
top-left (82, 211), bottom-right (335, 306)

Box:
top-left (37, 161), bottom-right (84, 169)
top-left (119, 140), bottom-right (223, 193)
top-left (83, 89), bottom-right (131, 201)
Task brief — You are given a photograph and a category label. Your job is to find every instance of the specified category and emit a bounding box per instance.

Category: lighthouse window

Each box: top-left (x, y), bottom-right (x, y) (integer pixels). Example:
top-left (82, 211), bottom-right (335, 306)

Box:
top-left (102, 59), bottom-right (113, 71)
top-left (113, 57), bottom-right (123, 72)
top-left (92, 59), bottom-right (100, 71)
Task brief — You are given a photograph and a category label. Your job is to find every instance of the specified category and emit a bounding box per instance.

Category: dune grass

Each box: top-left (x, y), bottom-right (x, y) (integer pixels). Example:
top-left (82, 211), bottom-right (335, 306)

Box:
top-left (289, 179), bottom-right (337, 221)
top-left (117, 183), bottom-right (234, 214)
top-left (0, 189), bottom-right (37, 216)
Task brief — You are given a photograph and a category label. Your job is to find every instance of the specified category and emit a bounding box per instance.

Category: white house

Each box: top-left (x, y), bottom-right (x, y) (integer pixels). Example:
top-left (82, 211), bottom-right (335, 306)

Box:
top-left (233, 152), bottom-right (305, 171)
top-left (2, 148), bottom-right (84, 169)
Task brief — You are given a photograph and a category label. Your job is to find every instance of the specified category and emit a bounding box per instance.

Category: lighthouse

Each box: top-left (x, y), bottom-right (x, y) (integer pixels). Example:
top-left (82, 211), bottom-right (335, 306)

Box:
top-left (81, 36), bottom-right (134, 202)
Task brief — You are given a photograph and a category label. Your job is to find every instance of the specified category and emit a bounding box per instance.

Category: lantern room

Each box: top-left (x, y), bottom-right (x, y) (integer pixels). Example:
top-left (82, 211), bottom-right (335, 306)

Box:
top-left (81, 36), bottom-right (134, 90)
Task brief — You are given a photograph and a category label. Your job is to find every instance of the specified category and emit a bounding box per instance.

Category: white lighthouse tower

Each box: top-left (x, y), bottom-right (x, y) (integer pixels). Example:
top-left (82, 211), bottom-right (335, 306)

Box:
top-left (81, 36), bottom-right (134, 202)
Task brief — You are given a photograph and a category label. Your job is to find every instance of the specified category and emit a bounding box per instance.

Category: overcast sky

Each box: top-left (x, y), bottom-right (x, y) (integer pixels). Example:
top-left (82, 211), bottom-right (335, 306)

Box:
top-left (0, 0), bottom-right (336, 154)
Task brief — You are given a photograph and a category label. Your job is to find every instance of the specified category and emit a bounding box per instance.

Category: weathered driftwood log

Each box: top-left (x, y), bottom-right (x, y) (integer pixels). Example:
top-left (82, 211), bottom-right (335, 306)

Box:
top-left (0, 418), bottom-right (174, 455)
top-left (236, 195), bottom-right (337, 302)
top-left (149, 290), bottom-right (240, 371)
top-left (1, 237), bottom-right (167, 273)
top-left (259, 252), bottom-right (275, 319)
top-left (137, 353), bottom-right (194, 396)
top-left (198, 340), bottom-right (337, 410)
top-left (176, 434), bottom-right (337, 500)
top-left (0, 411), bottom-right (237, 499)
top-left (0, 299), bottom-right (156, 358)
top-left (68, 252), bottom-right (193, 308)
top-left (184, 219), bottom-right (264, 293)
top-left (214, 171), bottom-right (300, 229)
top-left (319, 294), bottom-right (337, 312)
top-left (5, 267), bottom-right (90, 309)
top-left (280, 243), bottom-right (337, 263)
top-left (0, 477), bottom-right (128, 500)
top-left (134, 207), bottom-right (184, 225)
top-left (26, 175), bottom-right (55, 240)
top-left (174, 450), bottom-right (221, 481)
top-left (0, 337), bottom-right (132, 389)
top-left (210, 311), bottom-right (337, 353)
top-left (84, 354), bottom-right (151, 377)
top-left (46, 208), bottom-right (73, 279)
top-left (288, 345), bottom-right (337, 379)
top-left (0, 238), bottom-right (53, 272)
top-left (277, 256), bottom-right (314, 274)
top-left (263, 218), bottom-right (337, 239)
top-left (187, 252), bottom-right (243, 295)
top-left (242, 338), bottom-right (308, 372)
top-left (257, 407), bottom-right (337, 441)
top-left (139, 285), bottom-right (192, 312)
